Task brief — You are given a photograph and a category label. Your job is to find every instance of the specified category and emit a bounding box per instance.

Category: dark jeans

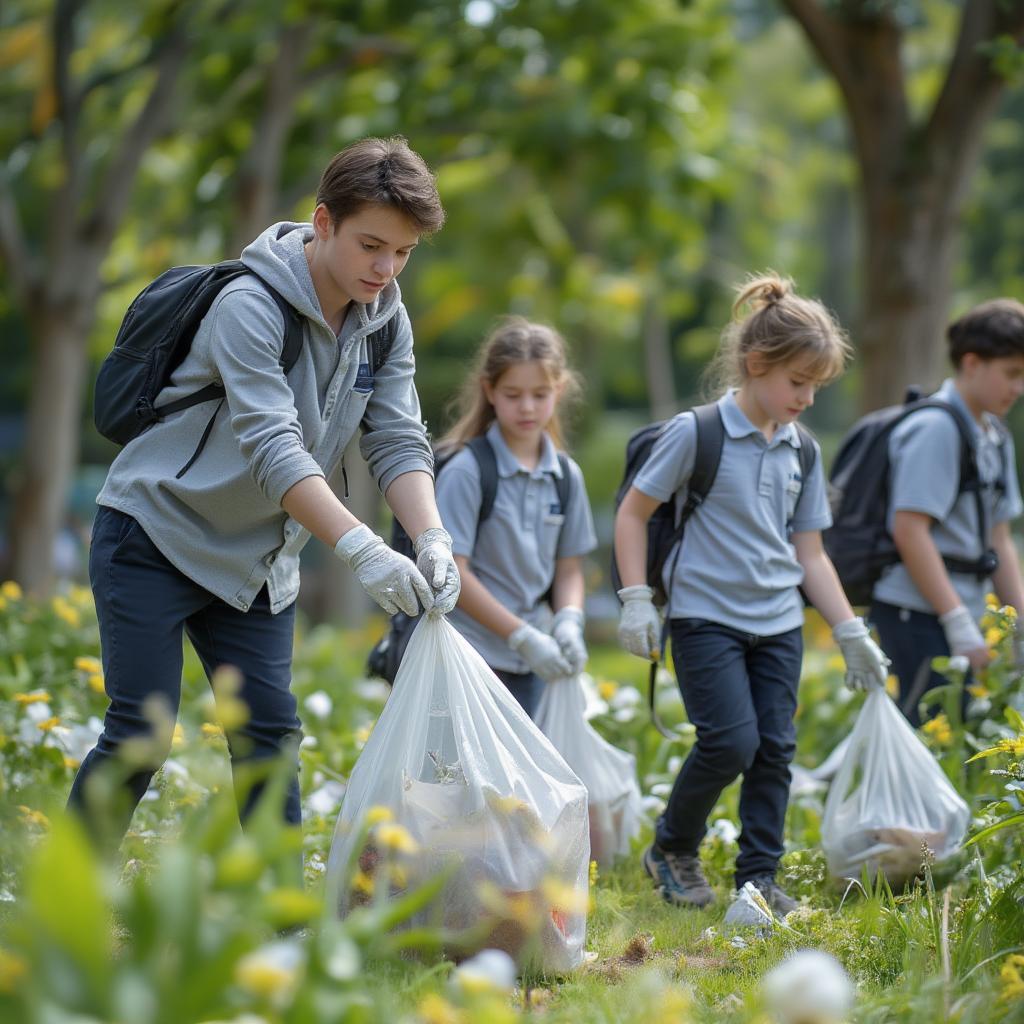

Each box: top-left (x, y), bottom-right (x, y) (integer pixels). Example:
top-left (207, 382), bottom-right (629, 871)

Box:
top-left (656, 617), bottom-right (803, 885)
top-left (68, 506), bottom-right (302, 843)
top-left (869, 600), bottom-right (970, 727)
top-left (493, 668), bottom-right (543, 719)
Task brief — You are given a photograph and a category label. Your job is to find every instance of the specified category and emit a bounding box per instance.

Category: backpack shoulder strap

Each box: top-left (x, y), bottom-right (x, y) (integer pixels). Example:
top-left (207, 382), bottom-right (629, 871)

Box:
top-left (554, 452), bottom-right (572, 515)
top-left (680, 402), bottom-right (725, 523)
top-left (794, 422), bottom-right (817, 489)
top-left (368, 314), bottom-right (398, 376)
top-left (466, 435), bottom-right (500, 532)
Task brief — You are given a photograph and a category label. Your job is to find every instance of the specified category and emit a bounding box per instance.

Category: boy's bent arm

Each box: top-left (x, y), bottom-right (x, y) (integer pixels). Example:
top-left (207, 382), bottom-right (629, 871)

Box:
top-left (792, 531), bottom-right (855, 626)
top-left (551, 556), bottom-right (585, 611)
top-left (452, 554), bottom-right (522, 639)
top-left (385, 470), bottom-right (443, 540)
top-left (614, 487), bottom-right (661, 588)
top-left (891, 510), bottom-right (962, 616)
top-left (281, 474), bottom-right (360, 547)
top-left (990, 520), bottom-right (1024, 612)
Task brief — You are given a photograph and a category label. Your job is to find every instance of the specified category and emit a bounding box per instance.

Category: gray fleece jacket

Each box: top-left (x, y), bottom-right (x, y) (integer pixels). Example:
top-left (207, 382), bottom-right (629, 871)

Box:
top-left (97, 221), bottom-right (433, 613)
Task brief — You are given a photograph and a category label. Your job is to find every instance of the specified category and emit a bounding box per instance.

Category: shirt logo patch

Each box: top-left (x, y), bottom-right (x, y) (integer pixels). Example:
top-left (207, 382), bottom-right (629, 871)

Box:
top-left (549, 502), bottom-right (563, 515)
top-left (353, 362), bottom-right (374, 393)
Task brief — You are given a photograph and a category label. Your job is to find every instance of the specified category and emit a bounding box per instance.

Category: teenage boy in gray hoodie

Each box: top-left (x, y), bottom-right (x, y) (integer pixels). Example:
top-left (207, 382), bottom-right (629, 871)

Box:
top-left (68, 137), bottom-right (460, 844)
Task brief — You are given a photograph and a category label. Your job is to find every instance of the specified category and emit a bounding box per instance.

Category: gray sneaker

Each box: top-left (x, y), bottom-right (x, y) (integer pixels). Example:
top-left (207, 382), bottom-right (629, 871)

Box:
top-left (642, 844), bottom-right (715, 908)
top-left (744, 874), bottom-right (798, 916)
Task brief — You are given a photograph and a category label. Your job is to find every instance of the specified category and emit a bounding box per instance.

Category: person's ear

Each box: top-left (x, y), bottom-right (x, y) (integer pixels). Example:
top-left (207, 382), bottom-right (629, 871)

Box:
top-left (745, 350), bottom-right (768, 378)
top-left (311, 203), bottom-right (335, 240)
top-left (959, 351), bottom-right (981, 376)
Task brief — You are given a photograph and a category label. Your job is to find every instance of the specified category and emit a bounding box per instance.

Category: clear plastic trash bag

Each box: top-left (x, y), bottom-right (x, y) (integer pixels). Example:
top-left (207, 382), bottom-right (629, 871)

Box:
top-left (534, 675), bottom-right (643, 868)
top-left (821, 688), bottom-right (970, 887)
top-left (326, 614), bottom-right (590, 973)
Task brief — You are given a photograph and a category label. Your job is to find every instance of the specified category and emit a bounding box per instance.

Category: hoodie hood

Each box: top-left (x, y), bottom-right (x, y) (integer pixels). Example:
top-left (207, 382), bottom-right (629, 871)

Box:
top-left (240, 221), bottom-right (401, 338)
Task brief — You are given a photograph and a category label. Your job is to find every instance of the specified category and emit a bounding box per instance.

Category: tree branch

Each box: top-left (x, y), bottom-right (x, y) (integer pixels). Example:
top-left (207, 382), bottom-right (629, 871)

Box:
top-left (0, 173), bottom-right (39, 306)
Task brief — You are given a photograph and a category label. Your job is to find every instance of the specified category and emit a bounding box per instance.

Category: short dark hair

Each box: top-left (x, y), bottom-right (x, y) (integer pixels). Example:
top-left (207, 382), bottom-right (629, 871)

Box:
top-left (948, 298), bottom-right (1024, 368)
top-left (315, 136), bottom-right (445, 234)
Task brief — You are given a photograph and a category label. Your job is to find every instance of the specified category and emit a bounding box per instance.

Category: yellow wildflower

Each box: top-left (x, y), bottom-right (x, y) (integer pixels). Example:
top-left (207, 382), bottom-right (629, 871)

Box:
top-left (352, 870), bottom-right (375, 896)
top-left (354, 724), bottom-right (372, 746)
top-left (922, 713), bottom-right (953, 747)
top-left (0, 595), bottom-right (6, 612)
top-left (1, 581), bottom-right (22, 601)
top-left (364, 805), bottom-right (393, 825)
top-left (985, 627), bottom-right (1005, 648)
top-left (234, 946), bottom-right (300, 1001)
top-left (63, 756), bottom-right (79, 770)
top-left (17, 806), bottom-right (50, 829)
top-left (171, 723), bottom-right (186, 749)
top-left (375, 823), bottom-right (419, 855)
top-left (967, 683), bottom-right (990, 699)
top-left (986, 592), bottom-right (1000, 609)
top-left (589, 859), bottom-right (599, 887)
top-left (1005, 604), bottom-right (1019, 621)
top-left (201, 722), bottom-right (225, 740)
top-left (52, 595), bottom-right (81, 628)
top-left (14, 691), bottom-right (50, 706)
top-left (388, 863), bottom-right (408, 888)
top-left (264, 887), bottom-right (321, 928)
top-left (826, 653), bottom-right (846, 673)
top-left (416, 992), bottom-right (465, 1024)
top-left (87, 673), bottom-right (106, 695)
top-left (0, 948), bottom-right (29, 994)
top-left (74, 655), bottom-right (102, 674)
top-left (67, 584), bottom-right (92, 608)
top-left (997, 736), bottom-right (1024, 757)
top-left (36, 716), bottom-right (61, 732)
top-left (541, 876), bottom-right (591, 915)
top-left (1000, 954), bottom-right (1024, 1001)
top-left (598, 679), bottom-right (618, 701)
top-left (885, 674), bottom-right (899, 698)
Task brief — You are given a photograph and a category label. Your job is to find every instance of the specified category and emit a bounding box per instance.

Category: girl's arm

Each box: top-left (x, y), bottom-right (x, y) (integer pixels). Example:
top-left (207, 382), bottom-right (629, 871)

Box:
top-left (990, 520), bottom-right (1024, 612)
top-left (551, 556), bottom-right (585, 611)
top-left (792, 530), bottom-right (855, 627)
top-left (453, 555), bottom-right (522, 640)
top-left (614, 487), bottom-right (661, 586)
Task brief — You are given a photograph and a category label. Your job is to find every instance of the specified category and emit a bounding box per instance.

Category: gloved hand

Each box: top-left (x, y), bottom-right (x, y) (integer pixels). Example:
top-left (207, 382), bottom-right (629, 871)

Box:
top-left (617, 584), bottom-right (661, 660)
top-left (334, 524), bottom-right (433, 616)
top-left (413, 527), bottom-right (461, 614)
top-left (939, 605), bottom-right (990, 672)
top-left (507, 623), bottom-right (572, 682)
top-left (551, 606), bottom-right (588, 674)
top-left (832, 617), bottom-right (890, 691)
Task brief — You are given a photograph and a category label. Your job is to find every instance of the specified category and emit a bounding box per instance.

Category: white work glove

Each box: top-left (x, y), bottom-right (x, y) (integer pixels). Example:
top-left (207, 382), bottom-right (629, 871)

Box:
top-left (939, 605), bottom-right (989, 672)
top-left (617, 584), bottom-right (662, 660)
top-left (334, 524), bottom-right (433, 616)
top-left (507, 623), bottom-right (572, 682)
top-left (551, 606), bottom-right (588, 674)
top-left (412, 527), bottom-right (461, 615)
top-left (832, 617), bottom-right (890, 691)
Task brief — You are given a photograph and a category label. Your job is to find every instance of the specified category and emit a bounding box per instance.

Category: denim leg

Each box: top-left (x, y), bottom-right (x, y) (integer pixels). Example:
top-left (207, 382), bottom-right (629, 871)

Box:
top-left (655, 619), bottom-right (760, 854)
top-left (491, 668), bottom-right (544, 719)
top-left (67, 507), bottom-right (209, 842)
top-left (185, 588), bottom-right (301, 826)
top-left (869, 600), bottom-right (961, 726)
top-left (734, 627), bottom-right (802, 884)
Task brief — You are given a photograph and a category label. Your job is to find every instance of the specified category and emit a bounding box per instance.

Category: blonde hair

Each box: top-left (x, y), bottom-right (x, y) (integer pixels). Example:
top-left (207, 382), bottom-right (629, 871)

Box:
top-left (703, 272), bottom-right (852, 396)
top-left (441, 317), bottom-right (581, 451)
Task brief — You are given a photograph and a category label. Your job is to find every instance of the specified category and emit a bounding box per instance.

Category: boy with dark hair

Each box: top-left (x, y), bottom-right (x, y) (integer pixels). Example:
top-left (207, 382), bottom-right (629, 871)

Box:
top-left (70, 136), bottom-right (460, 844)
top-left (871, 299), bottom-right (1024, 724)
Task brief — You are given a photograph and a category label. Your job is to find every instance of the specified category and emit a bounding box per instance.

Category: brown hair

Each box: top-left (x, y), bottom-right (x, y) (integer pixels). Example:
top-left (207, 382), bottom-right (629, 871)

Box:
top-left (703, 271), bottom-right (852, 396)
top-left (948, 298), bottom-right (1024, 367)
top-left (441, 317), bottom-right (582, 451)
top-left (315, 136), bottom-right (445, 234)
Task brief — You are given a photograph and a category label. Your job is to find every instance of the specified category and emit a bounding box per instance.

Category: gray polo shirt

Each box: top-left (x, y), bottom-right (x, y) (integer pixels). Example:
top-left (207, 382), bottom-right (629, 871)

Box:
top-left (436, 422), bottom-right (597, 672)
top-left (873, 378), bottom-right (1022, 620)
top-left (633, 390), bottom-right (832, 635)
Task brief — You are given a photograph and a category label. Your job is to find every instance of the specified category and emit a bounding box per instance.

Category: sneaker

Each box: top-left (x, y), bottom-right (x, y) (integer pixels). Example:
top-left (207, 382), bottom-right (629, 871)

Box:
top-left (642, 844), bottom-right (715, 908)
top-left (743, 874), bottom-right (798, 916)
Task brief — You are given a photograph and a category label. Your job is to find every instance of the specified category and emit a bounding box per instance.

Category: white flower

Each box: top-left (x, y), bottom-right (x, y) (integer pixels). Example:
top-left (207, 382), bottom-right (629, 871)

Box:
top-left (761, 949), bottom-right (854, 1024)
top-left (610, 685), bottom-right (642, 710)
top-left (306, 781), bottom-right (346, 817)
top-left (450, 949), bottom-right (517, 995)
top-left (299, 735), bottom-right (318, 750)
top-left (948, 655), bottom-right (970, 674)
top-left (303, 690), bottom-right (333, 720)
top-left (708, 818), bottom-right (739, 844)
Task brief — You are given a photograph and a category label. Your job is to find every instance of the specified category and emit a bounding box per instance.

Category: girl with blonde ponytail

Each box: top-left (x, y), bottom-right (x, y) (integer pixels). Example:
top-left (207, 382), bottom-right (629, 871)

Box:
top-left (614, 272), bottom-right (891, 913)
top-left (434, 317), bottom-right (597, 718)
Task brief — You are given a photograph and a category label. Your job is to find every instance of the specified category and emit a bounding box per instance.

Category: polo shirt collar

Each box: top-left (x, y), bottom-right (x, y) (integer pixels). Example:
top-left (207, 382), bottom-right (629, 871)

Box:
top-left (936, 377), bottom-right (991, 436)
top-left (718, 389), bottom-right (801, 448)
top-left (485, 421), bottom-right (562, 478)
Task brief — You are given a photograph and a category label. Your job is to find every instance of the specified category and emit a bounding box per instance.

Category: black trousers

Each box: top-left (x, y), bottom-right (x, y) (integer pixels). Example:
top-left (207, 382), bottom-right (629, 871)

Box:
top-left (67, 506), bottom-right (302, 840)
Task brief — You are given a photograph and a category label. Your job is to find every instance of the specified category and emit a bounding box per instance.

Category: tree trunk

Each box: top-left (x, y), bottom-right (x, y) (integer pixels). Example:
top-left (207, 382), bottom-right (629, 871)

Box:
top-left (9, 302), bottom-right (95, 594)
top-left (642, 289), bottom-right (677, 421)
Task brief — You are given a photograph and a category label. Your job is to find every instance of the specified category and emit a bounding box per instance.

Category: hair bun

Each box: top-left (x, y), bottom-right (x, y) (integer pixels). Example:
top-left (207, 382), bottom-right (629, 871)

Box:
top-left (732, 272), bottom-right (793, 318)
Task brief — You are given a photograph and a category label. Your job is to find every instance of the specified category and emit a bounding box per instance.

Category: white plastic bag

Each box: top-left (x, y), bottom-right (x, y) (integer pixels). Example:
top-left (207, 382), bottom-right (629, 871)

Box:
top-left (534, 675), bottom-right (642, 868)
top-left (821, 688), bottom-right (970, 886)
top-left (326, 615), bottom-right (590, 972)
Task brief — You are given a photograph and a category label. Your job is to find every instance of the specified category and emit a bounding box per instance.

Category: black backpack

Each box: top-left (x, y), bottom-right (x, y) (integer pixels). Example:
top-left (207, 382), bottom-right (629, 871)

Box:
top-left (94, 260), bottom-right (396, 461)
top-left (823, 388), bottom-right (1003, 606)
top-left (610, 402), bottom-right (815, 735)
top-left (366, 435), bottom-right (572, 684)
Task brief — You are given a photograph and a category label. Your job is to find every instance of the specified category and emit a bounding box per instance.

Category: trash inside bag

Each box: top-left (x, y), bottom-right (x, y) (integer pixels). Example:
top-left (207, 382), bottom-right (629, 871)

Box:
top-left (821, 688), bottom-right (970, 887)
top-left (534, 675), bottom-right (643, 868)
top-left (326, 615), bottom-right (590, 973)
top-left (723, 881), bottom-right (774, 934)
